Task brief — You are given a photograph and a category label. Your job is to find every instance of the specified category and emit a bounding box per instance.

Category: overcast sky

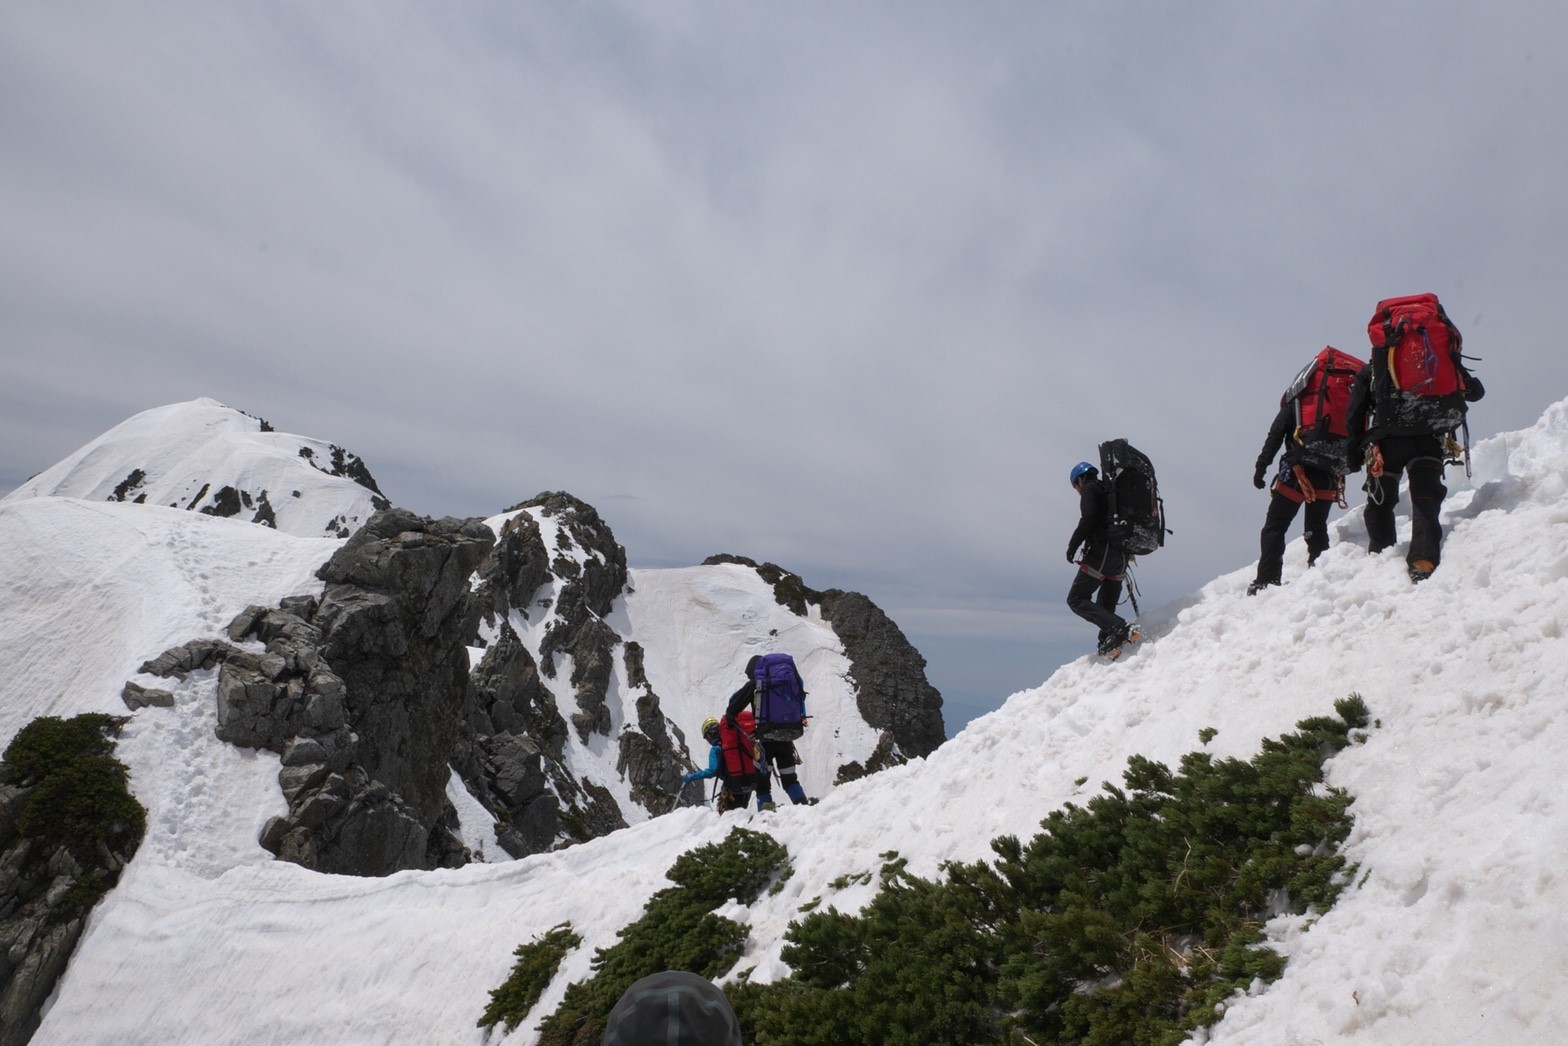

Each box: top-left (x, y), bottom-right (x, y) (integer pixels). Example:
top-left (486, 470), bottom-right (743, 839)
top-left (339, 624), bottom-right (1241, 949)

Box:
top-left (5, 2), bottom-right (1567, 728)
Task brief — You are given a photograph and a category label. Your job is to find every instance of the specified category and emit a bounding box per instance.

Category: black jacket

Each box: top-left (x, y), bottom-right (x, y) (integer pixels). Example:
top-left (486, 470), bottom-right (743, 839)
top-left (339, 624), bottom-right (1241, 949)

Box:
top-left (1254, 403), bottom-right (1293, 477)
top-left (1067, 476), bottom-right (1108, 557)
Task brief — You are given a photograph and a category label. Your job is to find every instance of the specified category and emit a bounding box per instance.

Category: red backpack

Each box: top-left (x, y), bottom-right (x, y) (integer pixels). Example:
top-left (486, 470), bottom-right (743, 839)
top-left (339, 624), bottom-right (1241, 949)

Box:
top-left (1283, 346), bottom-right (1365, 474)
top-left (717, 709), bottom-right (758, 781)
top-left (1366, 293), bottom-right (1470, 434)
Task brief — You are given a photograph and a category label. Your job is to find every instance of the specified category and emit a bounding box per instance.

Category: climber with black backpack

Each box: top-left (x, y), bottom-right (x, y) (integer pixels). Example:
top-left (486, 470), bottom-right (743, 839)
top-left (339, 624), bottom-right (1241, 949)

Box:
top-left (724, 653), bottom-right (811, 809)
top-left (1346, 293), bottom-right (1485, 583)
top-left (1065, 440), bottom-right (1165, 660)
top-left (1248, 346), bottom-right (1366, 595)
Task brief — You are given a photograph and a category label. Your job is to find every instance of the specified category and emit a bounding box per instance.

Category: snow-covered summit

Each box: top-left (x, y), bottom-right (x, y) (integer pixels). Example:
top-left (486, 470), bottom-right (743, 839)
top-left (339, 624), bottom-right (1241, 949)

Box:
top-left (0, 396), bottom-right (1565, 1043)
top-left (3, 398), bottom-right (389, 538)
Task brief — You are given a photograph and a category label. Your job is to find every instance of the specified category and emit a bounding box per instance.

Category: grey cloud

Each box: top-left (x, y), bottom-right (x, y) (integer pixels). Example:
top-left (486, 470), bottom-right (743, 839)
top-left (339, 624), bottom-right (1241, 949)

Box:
top-left (4, 1), bottom-right (1567, 727)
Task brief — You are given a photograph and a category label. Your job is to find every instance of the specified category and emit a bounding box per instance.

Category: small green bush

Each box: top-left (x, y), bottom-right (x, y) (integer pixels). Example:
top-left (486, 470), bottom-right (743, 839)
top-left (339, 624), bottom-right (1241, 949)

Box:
top-left (478, 923), bottom-right (582, 1032)
top-left (1, 713), bottom-right (120, 785)
top-left (1, 713), bottom-right (146, 913)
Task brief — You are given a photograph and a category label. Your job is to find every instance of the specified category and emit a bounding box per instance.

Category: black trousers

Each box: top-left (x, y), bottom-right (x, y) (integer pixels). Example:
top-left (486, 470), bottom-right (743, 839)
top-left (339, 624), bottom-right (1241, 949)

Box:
top-left (1255, 465), bottom-right (1335, 586)
top-left (753, 738), bottom-right (799, 794)
top-left (1067, 545), bottom-right (1128, 644)
top-left (1363, 435), bottom-right (1448, 566)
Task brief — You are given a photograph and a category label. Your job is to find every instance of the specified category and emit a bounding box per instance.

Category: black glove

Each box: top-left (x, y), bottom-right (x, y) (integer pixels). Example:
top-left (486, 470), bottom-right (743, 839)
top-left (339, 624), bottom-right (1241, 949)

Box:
top-left (1345, 443), bottom-right (1363, 474)
top-left (1252, 466), bottom-right (1267, 490)
top-left (1066, 546), bottom-right (1078, 563)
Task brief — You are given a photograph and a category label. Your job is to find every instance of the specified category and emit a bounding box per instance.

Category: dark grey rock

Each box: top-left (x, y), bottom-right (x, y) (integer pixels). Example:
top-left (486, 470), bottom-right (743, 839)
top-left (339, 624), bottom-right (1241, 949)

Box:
top-left (121, 682), bottom-right (175, 711)
top-left (817, 588), bottom-right (946, 762)
top-left (137, 638), bottom-right (243, 679)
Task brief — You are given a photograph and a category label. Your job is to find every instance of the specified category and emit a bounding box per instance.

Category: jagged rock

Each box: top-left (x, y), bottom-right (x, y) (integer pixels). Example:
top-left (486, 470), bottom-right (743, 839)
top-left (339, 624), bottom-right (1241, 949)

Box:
top-left (618, 694), bottom-right (684, 816)
top-left (0, 912), bottom-right (85, 1046)
top-left (554, 613), bottom-right (618, 743)
top-left (455, 619), bottom-right (639, 857)
top-left (817, 589), bottom-right (945, 760)
top-left (121, 682), bottom-right (174, 711)
top-left (137, 638), bottom-right (243, 679)
top-left (463, 624), bottom-right (568, 758)
top-left (521, 492), bottom-right (628, 618)
top-left (568, 780), bottom-right (629, 842)
top-left (461, 733), bottom-right (561, 859)
top-left (206, 509), bottom-right (493, 876)
top-left (201, 485), bottom-right (245, 519)
top-left (473, 511), bottom-right (552, 625)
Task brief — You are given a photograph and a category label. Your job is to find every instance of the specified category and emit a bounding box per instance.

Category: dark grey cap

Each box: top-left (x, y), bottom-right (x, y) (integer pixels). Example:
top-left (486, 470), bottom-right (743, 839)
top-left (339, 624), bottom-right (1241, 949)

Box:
top-left (601, 970), bottom-right (742, 1046)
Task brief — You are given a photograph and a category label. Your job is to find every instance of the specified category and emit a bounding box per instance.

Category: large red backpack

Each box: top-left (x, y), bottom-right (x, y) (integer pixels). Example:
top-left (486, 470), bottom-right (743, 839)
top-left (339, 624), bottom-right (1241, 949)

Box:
top-left (1283, 346), bottom-right (1365, 474)
top-left (716, 709), bottom-right (758, 781)
top-left (1366, 293), bottom-right (1469, 434)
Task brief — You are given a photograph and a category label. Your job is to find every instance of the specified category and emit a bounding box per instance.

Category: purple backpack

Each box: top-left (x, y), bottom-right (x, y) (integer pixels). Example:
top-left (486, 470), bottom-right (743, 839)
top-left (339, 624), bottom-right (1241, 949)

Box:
top-left (752, 653), bottom-right (806, 740)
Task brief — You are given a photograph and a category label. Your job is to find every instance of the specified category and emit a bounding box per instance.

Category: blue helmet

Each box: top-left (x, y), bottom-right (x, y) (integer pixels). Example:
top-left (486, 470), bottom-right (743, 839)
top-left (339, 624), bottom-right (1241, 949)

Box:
top-left (1069, 461), bottom-right (1095, 487)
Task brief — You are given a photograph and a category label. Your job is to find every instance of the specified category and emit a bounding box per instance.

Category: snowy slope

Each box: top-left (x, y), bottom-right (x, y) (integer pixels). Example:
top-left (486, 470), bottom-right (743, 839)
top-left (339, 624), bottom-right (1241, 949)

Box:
top-left (3, 399), bottom-right (388, 538)
top-left (0, 400), bottom-right (1565, 1044)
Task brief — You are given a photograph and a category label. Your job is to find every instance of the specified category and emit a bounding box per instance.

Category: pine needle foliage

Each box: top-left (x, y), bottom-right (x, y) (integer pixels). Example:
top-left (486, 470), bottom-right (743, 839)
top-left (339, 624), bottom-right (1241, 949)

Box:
top-left (730, 698), bottom-right (1369, 1045)
top-left (531, 826), bottom-right (788, 1045)
top-left (0, 713), bottom-right (146, 912)
top-left (477, 923), bottom-right (582, 1032)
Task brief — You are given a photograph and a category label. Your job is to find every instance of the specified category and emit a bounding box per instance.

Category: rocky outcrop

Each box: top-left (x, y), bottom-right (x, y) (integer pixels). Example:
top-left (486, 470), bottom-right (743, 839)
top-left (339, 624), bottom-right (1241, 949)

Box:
top-left (140, 509), bottom-right (494, 877)
top-left (459, 494), bottom-right (657, 856)
top-left (704, 554), bottom-right (946, 777)
top-left (126, 493), bottom-right (939, 874)
top-left (521, 493), bottom-right (629, 743)
top-left (816, 589), bottom-right (945, 761)
top-left (454, 622), bottom-right (628, 858)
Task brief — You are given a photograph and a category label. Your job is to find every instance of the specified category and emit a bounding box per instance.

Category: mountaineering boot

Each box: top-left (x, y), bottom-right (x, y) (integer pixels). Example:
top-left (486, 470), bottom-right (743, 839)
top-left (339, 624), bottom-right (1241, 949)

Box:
top-left (1246, 580), bottom-right (1280, 596)
top-left (1100, 624), bottom-right (1142, 661)
top-left (784, 782), bottom-right (809, 805)
top-left (1408, 559), bottom-right (1436, 584)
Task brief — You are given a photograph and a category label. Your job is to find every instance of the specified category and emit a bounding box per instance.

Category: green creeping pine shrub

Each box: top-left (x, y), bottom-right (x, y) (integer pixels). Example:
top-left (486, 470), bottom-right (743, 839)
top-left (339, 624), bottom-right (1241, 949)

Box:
top-left (478, 923), bottom-right (582, 1032)
top-left (729, 697), bottom-right (1370, 1046)
top-left (528, 827), bottom-right (788, 1046)
top-left (1, 713), bottom-right (147, 913)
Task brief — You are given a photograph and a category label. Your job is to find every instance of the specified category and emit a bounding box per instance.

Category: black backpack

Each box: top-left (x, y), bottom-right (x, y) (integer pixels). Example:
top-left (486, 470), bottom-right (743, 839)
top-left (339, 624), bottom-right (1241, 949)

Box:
top-left (1098, 439), bottom-right (1166, 556)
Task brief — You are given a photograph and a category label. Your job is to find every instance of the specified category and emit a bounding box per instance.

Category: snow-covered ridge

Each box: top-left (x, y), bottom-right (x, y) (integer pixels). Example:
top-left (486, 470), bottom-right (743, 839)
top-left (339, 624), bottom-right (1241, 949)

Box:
top-left (0, 397), bottom-right (1565, 1043)
top-left (3, 398), bottom-right (388, 538)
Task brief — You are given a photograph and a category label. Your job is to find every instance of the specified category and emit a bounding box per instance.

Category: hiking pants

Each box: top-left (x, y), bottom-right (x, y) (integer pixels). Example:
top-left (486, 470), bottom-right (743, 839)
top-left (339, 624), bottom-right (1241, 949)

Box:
top-left (754, 739), bottom-right (806, 805)
top-left (1067, 546), bottom-right (1128, 645)
top-left (1255, 464), bottom-right (1335, 586)
top-left (716, 785), bottom-right (752, 814)
top-left (1363, 435), bottom-right (1448, 567)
